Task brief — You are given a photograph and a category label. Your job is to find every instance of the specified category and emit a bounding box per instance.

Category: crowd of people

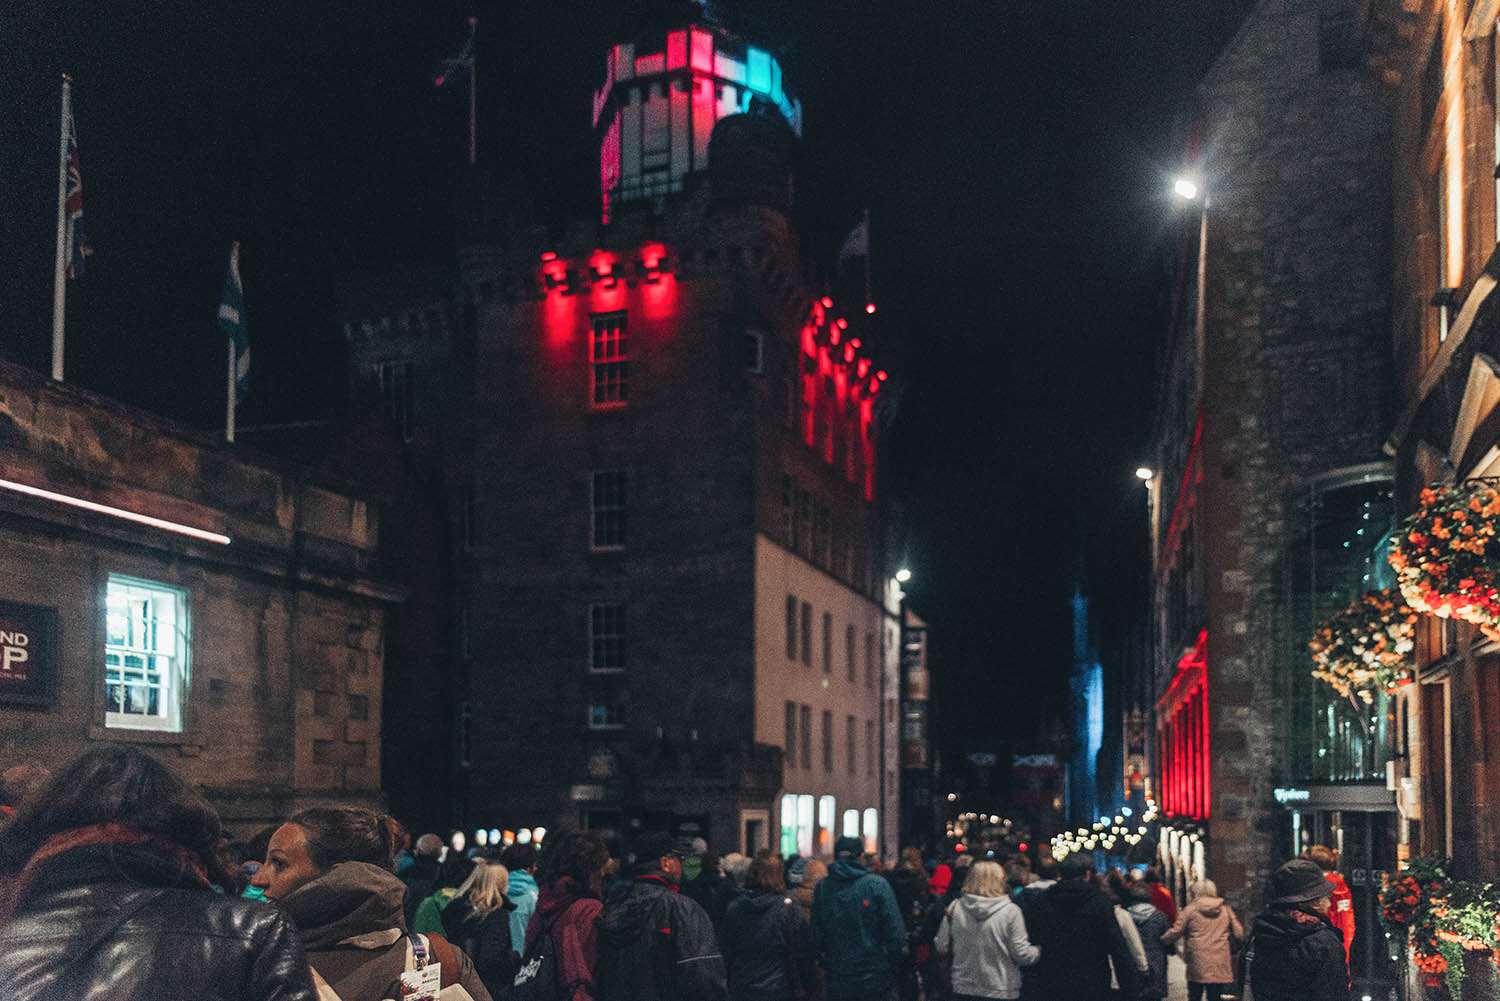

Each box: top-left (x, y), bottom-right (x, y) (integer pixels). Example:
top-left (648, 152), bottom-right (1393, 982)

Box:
top-left (0, 746), bottom-right (1355, 1001)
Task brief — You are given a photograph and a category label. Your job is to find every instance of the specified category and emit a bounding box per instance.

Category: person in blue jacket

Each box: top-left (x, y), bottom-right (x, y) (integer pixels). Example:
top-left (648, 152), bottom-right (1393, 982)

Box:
top-left (810, 836), bottom-right (907, 1001)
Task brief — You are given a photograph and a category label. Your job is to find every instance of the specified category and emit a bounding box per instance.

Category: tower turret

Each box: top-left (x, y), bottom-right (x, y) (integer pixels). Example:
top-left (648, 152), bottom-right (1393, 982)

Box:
top-left (592, 23), bottom-right (802, 222)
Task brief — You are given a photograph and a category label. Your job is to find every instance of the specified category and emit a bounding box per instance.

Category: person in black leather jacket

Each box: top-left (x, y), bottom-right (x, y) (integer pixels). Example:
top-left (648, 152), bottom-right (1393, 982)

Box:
top-left (720, 853), bottom-right (813, 1001)
top-left (0, 745), bottom-right (317, 1001)
top-left (1247, 858), bottom-right (1348, 1001)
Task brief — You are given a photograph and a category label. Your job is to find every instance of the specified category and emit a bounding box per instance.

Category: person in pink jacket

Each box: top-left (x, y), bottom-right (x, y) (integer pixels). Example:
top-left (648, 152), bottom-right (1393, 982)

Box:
top-left (1160, 878), bottom-right (1244, 1001)
top-left (526, 832), bottom-right (612, 1001)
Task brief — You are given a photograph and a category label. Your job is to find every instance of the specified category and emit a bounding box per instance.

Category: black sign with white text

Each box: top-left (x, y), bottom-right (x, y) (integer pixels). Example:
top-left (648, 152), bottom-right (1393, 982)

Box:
top-left (0, 599), bottom-right (58, 707)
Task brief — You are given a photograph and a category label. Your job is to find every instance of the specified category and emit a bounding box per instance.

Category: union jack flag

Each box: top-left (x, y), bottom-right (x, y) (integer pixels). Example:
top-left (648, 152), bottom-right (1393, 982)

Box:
top-left (63, 115), bottom-right (92, 280)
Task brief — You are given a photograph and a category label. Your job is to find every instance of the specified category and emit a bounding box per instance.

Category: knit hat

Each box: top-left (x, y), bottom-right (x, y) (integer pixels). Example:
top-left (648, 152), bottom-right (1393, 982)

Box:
top-left (1270, 858), bottom-right (1337, 905)
top-left (834, 835), bottom-right (864, 858)
top-left (633, 831), bottom-right (681, 867)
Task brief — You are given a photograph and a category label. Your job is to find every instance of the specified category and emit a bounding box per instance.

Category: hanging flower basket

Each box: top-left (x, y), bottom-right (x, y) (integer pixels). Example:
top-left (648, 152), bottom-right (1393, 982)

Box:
top-left (1389, 483), bottom-right (1500, 641)
top-left (1308, 588), bottom-right (1417, 704)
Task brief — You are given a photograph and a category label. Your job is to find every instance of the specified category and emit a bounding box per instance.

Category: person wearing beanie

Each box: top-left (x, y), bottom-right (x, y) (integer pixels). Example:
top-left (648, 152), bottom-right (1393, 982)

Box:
top-left (1246, 858), bottom-right (1348, 1001)
top-left (597, 831), bottom-right (725, 1001)
top-left (809, 836), bottom-right (907, 1001)
top-left (1303, 845), bottom-right (1354, 965)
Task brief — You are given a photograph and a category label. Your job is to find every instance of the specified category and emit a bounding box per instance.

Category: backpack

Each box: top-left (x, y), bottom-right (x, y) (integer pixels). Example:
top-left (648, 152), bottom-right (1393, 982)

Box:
top-left (500, 898), bottom-right (586, 1001)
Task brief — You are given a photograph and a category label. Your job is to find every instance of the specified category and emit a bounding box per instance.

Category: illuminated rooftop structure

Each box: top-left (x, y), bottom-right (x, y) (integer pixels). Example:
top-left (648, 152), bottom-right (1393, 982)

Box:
top-left (593, 23), bottom-right (803, 223)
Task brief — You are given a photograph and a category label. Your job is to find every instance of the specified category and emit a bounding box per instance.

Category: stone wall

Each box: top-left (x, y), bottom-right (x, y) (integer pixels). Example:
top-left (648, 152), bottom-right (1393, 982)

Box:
top-left (0, 363), bottom-right (399, 831)
top-left (1193, 0), bottom-right (1393, 917)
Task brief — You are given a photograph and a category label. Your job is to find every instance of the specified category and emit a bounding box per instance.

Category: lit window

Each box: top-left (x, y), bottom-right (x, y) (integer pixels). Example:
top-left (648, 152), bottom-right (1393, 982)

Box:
top-left (862, 808), bottom-right (878, 853)
top-left (780, 793), bottom-right (799, 855)
top-left (590, 470), bottom-right (626, 549)
top-left (589, 603), bottom-right (625, 673)
top-left (587, 702), bottom-right (624, 729)
top-left (818, 794), bottom-right (836, 854)
top-left (590, 312), bottom-right (629, 407)
top-left (797, 794), bottom-right (815, 856)
top-left (105, 575), bottom-right (188, 732)
top-left (843, 808), bottom-right (860, 838)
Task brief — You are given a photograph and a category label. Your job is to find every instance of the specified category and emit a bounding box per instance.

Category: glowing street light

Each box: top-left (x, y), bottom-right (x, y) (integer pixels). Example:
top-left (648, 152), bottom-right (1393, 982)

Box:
top-left (1173, 176), bottom-right (1201, 201)
top-left (1135, 467), bottom-right (1154, 482)
top-left (895, 568), bottom-right (912, 583)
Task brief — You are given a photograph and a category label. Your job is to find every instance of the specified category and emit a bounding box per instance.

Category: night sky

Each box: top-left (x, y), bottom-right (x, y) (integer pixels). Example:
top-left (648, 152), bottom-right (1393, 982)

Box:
top-left (1, 1), bottom-right (1256, 766)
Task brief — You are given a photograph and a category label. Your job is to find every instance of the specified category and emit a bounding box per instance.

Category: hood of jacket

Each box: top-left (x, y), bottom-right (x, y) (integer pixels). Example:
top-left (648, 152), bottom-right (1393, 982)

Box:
top-left (277, 861), bottom-right (407, 951)
top-left (507, 868), bottom-right (537, 900)
top-left (956, 893), bottom-right (1014, 921)
top-left (738, 889), bottom-right (791, 916)
top-left (1126, 901), bottom-right (1159, 920)
top-left (827, 859), bottom-right (870, 883)
top-left (1192, 895), bottom-right (1225, 918)
top-left (1253, 907), bottom-right (1331, 950)
top-left (598, 875), bottom-right (674, 947)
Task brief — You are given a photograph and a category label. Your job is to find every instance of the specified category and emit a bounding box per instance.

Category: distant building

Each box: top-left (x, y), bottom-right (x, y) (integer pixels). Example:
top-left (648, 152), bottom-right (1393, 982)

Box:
top-left (0, 362), bottom-right (399, 830)
top-left (1145, 2), bottom-right (1393, 985)
top-left (343, 21), bottom-right (901, 856)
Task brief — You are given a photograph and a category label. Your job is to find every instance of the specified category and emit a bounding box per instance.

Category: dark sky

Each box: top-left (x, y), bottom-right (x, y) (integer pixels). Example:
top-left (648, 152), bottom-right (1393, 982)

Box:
top-left (0, 1), bottom-right (1255, 760)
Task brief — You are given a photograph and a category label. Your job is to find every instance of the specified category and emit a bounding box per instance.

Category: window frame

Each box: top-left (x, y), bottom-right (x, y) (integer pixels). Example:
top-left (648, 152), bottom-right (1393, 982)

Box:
top-left (104, 574), bottom-right (189, 734)
top-left (589, 311), bottom-right (630, 409)
top-left (588, 602), bottom-right (626, 674)
top-left (590, 469), bottom-right (627, 551)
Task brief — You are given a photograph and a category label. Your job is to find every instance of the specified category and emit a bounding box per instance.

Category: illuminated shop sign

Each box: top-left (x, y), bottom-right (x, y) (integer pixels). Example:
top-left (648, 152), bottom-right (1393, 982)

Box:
top-left (1273, 787), bottom-right (1311, 804)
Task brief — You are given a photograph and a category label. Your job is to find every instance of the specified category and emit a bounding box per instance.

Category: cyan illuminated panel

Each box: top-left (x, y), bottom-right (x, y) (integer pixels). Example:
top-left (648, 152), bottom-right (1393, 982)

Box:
top-left (593, 23), bottom-right (803, 221)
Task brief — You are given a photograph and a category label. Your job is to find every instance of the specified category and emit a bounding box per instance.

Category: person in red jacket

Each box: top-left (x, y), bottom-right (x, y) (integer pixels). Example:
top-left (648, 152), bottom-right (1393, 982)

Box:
top-left (1305, 845), bottom-right (1354, 963)
top-left (1144, 865), bottom-right (1177, 924)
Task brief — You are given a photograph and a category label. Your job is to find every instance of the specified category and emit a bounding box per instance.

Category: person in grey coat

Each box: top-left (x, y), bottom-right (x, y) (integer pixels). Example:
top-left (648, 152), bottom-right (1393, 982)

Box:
top-left (934, 861), bottom-right (1040, 1001)
top-left (1124, 883), bottom-right (1170, 1000)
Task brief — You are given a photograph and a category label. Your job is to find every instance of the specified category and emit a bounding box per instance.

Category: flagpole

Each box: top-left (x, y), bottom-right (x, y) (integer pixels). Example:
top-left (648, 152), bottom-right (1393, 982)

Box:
top-left (467, 16), bottom-right (477, 166)
top-left (226, 338), bottom-right (236, 443)
top-left (50, 75), bottom-right (72, 383)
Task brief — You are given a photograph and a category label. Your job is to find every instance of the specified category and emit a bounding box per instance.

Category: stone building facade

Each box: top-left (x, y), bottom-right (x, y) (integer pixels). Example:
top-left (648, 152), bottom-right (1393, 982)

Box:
top-left (0, 362), bottom-right (399, 831)
top-left (342, 22), bottom-right (901, 855)
top-left (1147, 0), bottom-right (1394, 952)
top-left (1377, 0), bottom-right (1500, 882)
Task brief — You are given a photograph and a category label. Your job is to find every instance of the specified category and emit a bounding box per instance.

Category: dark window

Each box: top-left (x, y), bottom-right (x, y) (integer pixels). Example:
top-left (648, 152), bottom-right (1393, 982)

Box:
top-left (847, 714), bottom-right (857, 773)
top-left (785, 701), bottom-right (797, 765)
top-left (785, 595), bottom-right (798, 660)
top-left (822, 613), bottom-right (833, 673)
top-left (590, 603), bottom-right (626, 673)
top-left (800, 602), bottom-right (813, 665)
top-left (590, 470), bottom-right (626, 549)
top-left (822, 710), bottom-right (834, 772)
top-left (846, 625), bottom-right (857, 682)
top-left (376, 359), bottom-right (414, 441)
top-left (800, 704), bottom-right (812, 769)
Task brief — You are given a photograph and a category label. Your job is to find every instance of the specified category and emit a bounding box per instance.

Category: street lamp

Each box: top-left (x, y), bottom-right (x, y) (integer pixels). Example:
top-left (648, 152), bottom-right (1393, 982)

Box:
top-left (895, 567), bottom-right (912, 584)
top-left (1135, 467), bottom-right (1154, 482)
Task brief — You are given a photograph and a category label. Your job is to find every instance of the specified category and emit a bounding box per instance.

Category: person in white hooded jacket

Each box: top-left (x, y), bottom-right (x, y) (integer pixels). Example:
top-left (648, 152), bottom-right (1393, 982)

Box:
top-left (934, 861), bottom-right (1040, 1001)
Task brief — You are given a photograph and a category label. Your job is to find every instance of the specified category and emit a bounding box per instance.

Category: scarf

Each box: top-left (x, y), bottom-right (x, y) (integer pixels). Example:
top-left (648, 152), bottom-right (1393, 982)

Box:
top-left (0, 823), bottom-right (209, 922)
